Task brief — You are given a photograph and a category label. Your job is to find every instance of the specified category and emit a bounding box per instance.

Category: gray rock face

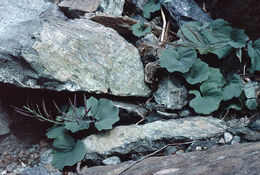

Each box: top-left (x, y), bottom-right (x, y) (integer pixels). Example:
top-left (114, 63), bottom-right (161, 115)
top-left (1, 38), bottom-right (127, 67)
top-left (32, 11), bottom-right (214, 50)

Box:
top-left (83, 117), bottom-right (226, 159)
top-left (0, 0), bottom-right (54, 87)
top-left (22, 17), bottom-right (149, 96)
top-left (102, 156), bottom-right (121, 165)
top-left (163, 0), bottom-right (212, 26)
top-left (80, 142), bottom-right (260, 175)
top-left (154, 75), bottom-right (188, 110)
top-left (58, 0), bottom-right (125, 17)
top-left (98, 0), bottom-right (125, 16)
top-left (0, 1), bottom-right (150, 96)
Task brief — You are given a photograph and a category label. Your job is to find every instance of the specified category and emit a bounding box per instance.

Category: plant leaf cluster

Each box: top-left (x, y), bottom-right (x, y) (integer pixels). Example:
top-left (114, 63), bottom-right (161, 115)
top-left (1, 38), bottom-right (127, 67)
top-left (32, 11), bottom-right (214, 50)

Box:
top-left (159, 19), bottom-right (259, 114)
top-left (15, 96), bottom-right (119, 170)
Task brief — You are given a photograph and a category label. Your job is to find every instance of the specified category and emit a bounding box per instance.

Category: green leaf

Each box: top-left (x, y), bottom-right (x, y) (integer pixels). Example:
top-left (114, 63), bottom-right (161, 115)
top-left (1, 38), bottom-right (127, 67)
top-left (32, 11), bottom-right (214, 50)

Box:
top-left (46, 126), bottom-right (66, 139)
top-left (52, 140), bottom-right (87, 170)
top-left (143, 0), bottom-right (161, 18)
top-left (53, 134), bottom-right (75, 150)
top-left (245, 99), bottom-right (258, 110)
top-left (189, 82), bottom-right (223, 114)
top-left (244, 81), bottom-right (257, 99)
top-left (177, 19), bottom-right (237, 58)
top-left (184, 60), bottom-right (211, 84)
top-left (204, 67), bottom-right (225, 86)
top-left (64, 107), bottom-right (90, 133)
top-left (229, 28), bottom-right (249, 48)
top-left (248, 38), bottom-right (260, 72)
top-left (131, 22), bottom-right (151, 37)
top-left (222, 74), bottom-right (243, 101)
top-left (159, 47), bottom-right (197, 73)
top-left (87, 97), bottom-right (120, 131)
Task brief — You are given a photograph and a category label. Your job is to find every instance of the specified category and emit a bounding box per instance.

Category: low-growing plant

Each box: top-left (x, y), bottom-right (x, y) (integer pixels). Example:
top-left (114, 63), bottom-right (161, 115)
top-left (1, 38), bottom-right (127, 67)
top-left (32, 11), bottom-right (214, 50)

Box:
top-left (14, 95), bottom-right (119, 170)
top-left (132, 0), bottom-right (260, 115)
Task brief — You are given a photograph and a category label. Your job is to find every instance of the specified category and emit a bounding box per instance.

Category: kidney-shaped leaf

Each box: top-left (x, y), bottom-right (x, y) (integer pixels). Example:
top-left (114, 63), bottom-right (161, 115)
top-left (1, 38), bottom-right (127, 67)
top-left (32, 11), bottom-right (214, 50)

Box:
top-left (52, 139), bottom-right (87, 170)
top-left (248, 38), bottom-right (260, 73)
top-left (87, 97), bottom-right (119, 131)
top-left (63, 107), bottom-right (90, 133)
top-left (131, 22), bottom-right (151, 37)
top-left (222, 74), bottom-right (243, 101)
top-left (244, 81), bottom-right (257, 99)
top-left (189, 82), bottom-right (223, 114)
top-left (184, 60), bottom-right (211, 84)
top-left (143, 0), bottom-right (161, 18)
top-left (229, 28), bottom-right (249, 48)
top-left (46, 126), bottom-right (66, 139)
top-left (159, 47), bottom-right (197, 73)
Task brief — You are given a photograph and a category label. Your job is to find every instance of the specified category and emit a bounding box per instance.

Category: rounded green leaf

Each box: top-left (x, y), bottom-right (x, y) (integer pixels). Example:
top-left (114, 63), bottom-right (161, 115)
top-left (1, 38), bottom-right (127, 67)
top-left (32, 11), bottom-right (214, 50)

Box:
top-left (53, 134), bottom-right (75, 150)
top-left (245, 99), bottom-right (258, 110)
top-left (159, 47), bottom-right (197, 73)
top-left (189, 82), bottom-right (223, 114)
top-left (184, 60), bottom-right (210, 84)
top-left (131, 22), bottom-right (151, 37)
top-left (248, 38), bottom-right (260, 73)
top-left (143, 0), bottom-right (161, 18)
top-left (64, 107), bottom-right (90, 133)
top-left (222, 74), bottom-right (243, 101)
top-left (52, 140), bottom-right (87, 170)
top-left (93, 99), bottom-right (120, 131)
top-left (229, 28), bottom-right (249, 48)
top-left (244, 81), bottom-right (257, 99)
top-left (46, 126), bottom-right (66, 139)
top-left (204, 67), bottom-right (225, 86)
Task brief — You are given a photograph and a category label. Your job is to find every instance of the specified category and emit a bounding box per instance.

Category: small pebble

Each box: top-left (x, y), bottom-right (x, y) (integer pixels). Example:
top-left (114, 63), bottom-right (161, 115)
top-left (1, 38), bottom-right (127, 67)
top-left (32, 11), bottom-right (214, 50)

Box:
top-left (218, 137), bottom-right (225, 144)
top-left (102, 156), bottom-right (121, 165)
top-left (175, 150), bottom-right (184, 155)
top-left (231, 136), bottom-right (241, 144)
top-left (224, 132), bottom-right (233, 143)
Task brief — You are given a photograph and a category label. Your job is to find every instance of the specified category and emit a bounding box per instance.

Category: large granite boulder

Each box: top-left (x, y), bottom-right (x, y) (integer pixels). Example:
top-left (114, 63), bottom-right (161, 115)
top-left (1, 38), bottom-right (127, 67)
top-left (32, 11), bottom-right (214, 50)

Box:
top-left (0, 0), bottom-right (150, 97)
top-left (83, 117), bottom-right (227, 160)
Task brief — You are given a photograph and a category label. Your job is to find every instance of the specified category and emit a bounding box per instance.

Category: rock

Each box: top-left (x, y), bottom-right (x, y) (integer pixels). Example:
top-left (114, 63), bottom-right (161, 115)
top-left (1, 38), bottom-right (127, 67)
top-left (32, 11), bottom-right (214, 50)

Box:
top-left (98, 0), bottom-right (125, 16)
top-left (79, 142), bottom-right (260, 175)
top-left (218, 137), bottom-right (225, 144)
top-left (136, 33), bottom-right (158, 59)
top-left (5, 162), bottom-right (17, 173)
top-left (231, 136), bottom-right (241, 144)
top-left (102, 156), bottom-right (121, 165)
top-left (249, 116), bottom-right (260, 131)
top-left (224, 132), bottom-right (233, 143)
top-left (24, 17), bottom-right (150, 96)
top-left (0, 0), bottom-right (54, 87)
top-left (0, 101), bottom-right (11, 136)
top-left (178, 107), bottom-right (192, 118)
top-left (242, 131), bottom-right (260, 142)
top-left (59, 0), bottom-right (125, 17)
top-left (186, 140), bottom-right (217, 152)
top-left (59, 0), bottom-right (101, 13)
top-left (0, 134), bottom-right (24, 154)
top-left (20, 166), bottom-right (61, 175)
top-left (113, 101), bottom-right (147, 121)
top-left (162, 0), bottom-right (212, 26)
top-left (0, 2), bottom-right (150, 96)
top-left (154, 75), bottom-right (188, 110)
top-left (83, 117), bottom-right (226, 160)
